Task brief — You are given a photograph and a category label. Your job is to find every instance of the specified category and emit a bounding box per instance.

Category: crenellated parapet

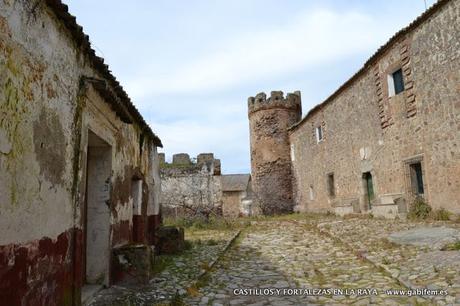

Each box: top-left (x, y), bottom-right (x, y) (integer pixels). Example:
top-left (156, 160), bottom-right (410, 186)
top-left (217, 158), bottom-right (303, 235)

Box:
top-left (160, 152), bottom-right (221, 176)
top-left (247, 89), bottom-right (302, 215)
top-left (248, 91), bottom-right (301, 116)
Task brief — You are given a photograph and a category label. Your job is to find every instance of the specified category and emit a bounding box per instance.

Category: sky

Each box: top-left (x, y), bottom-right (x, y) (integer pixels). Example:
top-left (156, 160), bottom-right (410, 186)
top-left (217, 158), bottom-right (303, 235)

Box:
top-left (65, 0), bottom-right (436, 174)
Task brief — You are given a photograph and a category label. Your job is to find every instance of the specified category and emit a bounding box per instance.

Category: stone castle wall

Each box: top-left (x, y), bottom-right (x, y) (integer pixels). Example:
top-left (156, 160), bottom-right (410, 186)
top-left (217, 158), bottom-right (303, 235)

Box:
top-left (248, 91), bottom-right (302, 215)
top-left (160, 153), bottom-right (223, 218)
top-left (289, 0), bottom-right (460, 217)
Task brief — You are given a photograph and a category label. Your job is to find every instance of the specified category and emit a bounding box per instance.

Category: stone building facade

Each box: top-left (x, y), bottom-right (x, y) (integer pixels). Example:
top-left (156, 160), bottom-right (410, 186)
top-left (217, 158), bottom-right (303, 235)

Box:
top-left (250, 0), bottom-right (459, 217)
top-left (160, 153), bottom-right (253, 218)
top-left (220, 174), bottom-right (254, 217)
top-left (0, 1), bottom-right (162, 305)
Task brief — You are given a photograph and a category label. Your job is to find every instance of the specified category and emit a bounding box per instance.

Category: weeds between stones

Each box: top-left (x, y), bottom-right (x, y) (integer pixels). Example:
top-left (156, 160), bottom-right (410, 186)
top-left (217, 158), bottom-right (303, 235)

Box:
top-left (431, 207), bottom-right (451, 221)
top-left (440, 241), bottom-right (460, 251)
top-left (408, 197), bottom-right (432, 220)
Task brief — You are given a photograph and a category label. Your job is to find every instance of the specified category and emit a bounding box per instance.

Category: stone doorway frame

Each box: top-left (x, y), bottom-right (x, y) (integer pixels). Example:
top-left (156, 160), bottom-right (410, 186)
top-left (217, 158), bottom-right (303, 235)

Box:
top-left (83, 129), bottom-right (112, 287)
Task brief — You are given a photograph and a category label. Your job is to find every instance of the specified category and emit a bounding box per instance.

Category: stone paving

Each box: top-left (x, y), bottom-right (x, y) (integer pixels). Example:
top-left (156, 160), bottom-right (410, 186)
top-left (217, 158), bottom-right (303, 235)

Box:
top-left (314, 217), bottom-right (460, 305)
top-left (87, 215), bottom-right (460, 305)
top-left (185, 220), bottom-right (425, 305)
top-left (87, 229), bottom-right (239, 306)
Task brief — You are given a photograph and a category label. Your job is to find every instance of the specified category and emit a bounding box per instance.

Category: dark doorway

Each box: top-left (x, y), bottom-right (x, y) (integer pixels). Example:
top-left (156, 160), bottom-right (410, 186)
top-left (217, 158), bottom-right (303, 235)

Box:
top-left (363, 172), bottom-right (374, 209)
top-left (409, 162), bottom-right (424, 196)
top-left (84, 131), bottom-right (112, 287)
top-left (327, 173), bottom-right (335, 197)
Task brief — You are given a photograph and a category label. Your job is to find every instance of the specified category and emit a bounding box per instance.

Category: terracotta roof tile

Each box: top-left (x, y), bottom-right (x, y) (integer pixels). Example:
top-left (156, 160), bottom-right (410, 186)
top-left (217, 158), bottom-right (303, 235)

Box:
top-left (44, 0), bottom-right (162, 147)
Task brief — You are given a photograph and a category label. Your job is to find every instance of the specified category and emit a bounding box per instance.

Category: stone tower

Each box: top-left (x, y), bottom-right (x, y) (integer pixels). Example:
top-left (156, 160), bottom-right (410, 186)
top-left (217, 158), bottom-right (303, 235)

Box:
top-left (248, 91), bottom-right (302, 215)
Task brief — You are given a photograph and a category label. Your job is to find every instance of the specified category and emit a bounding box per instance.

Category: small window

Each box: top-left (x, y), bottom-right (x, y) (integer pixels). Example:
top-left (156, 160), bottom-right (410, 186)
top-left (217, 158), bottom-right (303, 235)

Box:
top-left (315, 126), bottom-right (323, 143)
top-left (388, 68), bottom-right (405, 96)
top-left (327, 173), bottom-right (335, 197)
top-left (409, 162), bottom-right (424, 195)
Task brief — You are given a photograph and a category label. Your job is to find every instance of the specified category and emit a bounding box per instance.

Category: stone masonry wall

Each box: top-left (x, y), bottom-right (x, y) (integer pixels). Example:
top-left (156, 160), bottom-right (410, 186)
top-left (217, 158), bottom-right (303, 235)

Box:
top-left (160, 153), bottom-right (222, 218)
top-left (248, 91), bottom-right (302, 215)
top-left (289, 0), bottom-right (460, 215)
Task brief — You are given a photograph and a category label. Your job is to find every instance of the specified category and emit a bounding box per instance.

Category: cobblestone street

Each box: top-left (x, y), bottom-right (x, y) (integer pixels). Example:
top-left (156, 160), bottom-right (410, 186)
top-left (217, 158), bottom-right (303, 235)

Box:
top-left (186, 221), bottom-right (411, 305)
top-left (185, 216), bottom-right (460, 306)
top-left (88, 215), bottom-right (460, 305)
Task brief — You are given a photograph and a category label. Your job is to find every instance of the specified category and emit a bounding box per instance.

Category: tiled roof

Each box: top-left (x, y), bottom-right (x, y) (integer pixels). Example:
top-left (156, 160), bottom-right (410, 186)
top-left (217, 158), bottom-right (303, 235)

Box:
top-left (289, 0), bottom-right (451, 132)
top-left (44, 0), bottom-right (162, 147)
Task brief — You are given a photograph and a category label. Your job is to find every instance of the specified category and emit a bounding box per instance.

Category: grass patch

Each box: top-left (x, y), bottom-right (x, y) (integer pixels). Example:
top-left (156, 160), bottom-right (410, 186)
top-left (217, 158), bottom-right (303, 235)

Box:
top-left (165, 212), bottom-right (339, 232)
top-left (380, 238), bottom-right (399, 250)
top-left (408, 197), bottom-right (432, 220)
top-left (243, 212), bottom-right (337, 223)
top-left (382, 257), bottom-right (391, 265)
top-left (169, 291), bottom-right (186, 306)
top-left (206, 239), bottom-right (219, 246)
top-left (431, 207), bottom-right (451, 221)
top-left (440, 241), bottom-right (460, 251)
top-left (186, 273), bottom-right (211, 297)
top-left (164, 216), bottom-right (243, 231)
top-left (151, 255), bottom-right (175, 275)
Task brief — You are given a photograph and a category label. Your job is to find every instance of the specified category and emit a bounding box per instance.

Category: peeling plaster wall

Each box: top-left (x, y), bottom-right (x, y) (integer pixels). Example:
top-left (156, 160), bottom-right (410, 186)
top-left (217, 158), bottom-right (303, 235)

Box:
top-left (0, 0), bottom-right (81, 247)
top-left (290, 0), bottom-right (460, 214)
top-left (0, 1), bottom-right (161, 305)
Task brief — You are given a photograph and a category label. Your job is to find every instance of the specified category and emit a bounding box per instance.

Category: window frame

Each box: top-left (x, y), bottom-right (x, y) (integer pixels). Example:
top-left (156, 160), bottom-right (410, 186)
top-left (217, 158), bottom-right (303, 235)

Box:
top-left (409, 162), bottom-right (424, 196)
top-left (387, 67), bottom-right (405, 97)
top-left (315, 125), bottom-right (323, 143)
top-left (403, 155), bottom-right (426, 199)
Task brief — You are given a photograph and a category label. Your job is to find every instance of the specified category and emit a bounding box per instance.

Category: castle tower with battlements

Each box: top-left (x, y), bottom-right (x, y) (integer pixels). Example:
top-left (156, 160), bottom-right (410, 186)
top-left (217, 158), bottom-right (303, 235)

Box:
top-left (248, 91), bottom-right (302, 215)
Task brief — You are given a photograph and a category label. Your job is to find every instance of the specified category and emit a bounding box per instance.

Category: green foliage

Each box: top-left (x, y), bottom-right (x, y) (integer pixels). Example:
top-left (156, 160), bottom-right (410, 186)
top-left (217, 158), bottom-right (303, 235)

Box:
top-left (163, 216), bottom-right (241, 231)
top-left (170, 291), bottom-right (186, 306)
top-left (431, 207), bottom-right (451, 221)
top-left (151, 255), bottom-right (174, 275)
top-left (382, 257), bottom-right (391, 265)
top-left (183, 240), bottom-right (193, 250)
top-left (441, 241), bottom-right (460, 251)
top-left (206, 239), bottom-right (219, 246)
top-left (325, 210), bottom-right (336, 217)
top-left (408, 196), bottom-right (432, 220)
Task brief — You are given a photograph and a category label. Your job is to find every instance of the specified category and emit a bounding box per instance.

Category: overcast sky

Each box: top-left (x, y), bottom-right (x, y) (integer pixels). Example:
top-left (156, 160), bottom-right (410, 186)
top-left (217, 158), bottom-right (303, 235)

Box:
top-left (66, 0), bottom-right (435, 174)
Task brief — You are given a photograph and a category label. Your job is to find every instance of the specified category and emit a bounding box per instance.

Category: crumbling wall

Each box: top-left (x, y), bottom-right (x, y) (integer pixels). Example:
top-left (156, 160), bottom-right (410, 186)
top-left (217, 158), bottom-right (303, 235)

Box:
top-left (160, 153), bottom-right (222, 218)
top-left (0, 1), bottom-right (162, 305)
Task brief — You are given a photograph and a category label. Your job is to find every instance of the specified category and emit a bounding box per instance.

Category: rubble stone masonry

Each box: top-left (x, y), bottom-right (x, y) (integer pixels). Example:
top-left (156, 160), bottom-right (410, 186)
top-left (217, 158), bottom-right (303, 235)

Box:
top-left (248, 91), bottom-right (302, 215)
top-left (288, 0), bottom-right (460, 216)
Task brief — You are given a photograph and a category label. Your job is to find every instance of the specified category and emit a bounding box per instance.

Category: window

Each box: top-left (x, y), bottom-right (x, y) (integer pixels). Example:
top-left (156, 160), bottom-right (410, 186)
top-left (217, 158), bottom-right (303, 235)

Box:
top-left (290, 144), bottom-right (295, 161)
top-left (327, 173), bottom-right (335, 197)
top-left (409, 162), bottom-right (424, 195)
top-left (315, 126), bottom-right (323, 143)
top-left (388, 68), bottom-right (405, 96)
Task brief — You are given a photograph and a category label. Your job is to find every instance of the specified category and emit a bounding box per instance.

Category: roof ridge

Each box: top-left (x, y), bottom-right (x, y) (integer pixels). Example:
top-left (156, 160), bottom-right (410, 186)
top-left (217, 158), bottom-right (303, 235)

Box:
top-left (44, 0), bottom-right (162, 147)
top-left (289, 0), bottom-right (451, 132)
